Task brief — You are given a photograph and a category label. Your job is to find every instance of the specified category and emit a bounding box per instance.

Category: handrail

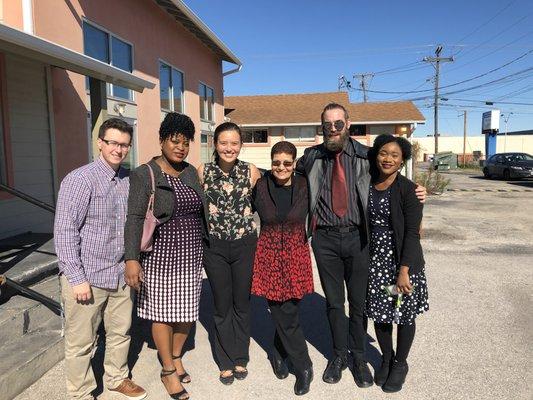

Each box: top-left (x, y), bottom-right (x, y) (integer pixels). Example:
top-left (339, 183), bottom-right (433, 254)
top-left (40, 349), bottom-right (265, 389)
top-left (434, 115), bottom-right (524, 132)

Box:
top-left (0, 183), bottom-right (55, 213)
top-left (0, 275), bottom-right (62, 316)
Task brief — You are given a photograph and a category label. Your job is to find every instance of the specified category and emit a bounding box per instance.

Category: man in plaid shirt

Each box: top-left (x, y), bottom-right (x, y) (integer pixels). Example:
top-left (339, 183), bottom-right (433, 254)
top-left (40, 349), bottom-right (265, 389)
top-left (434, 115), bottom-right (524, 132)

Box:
top-left (54, 118), bottom-right (146, 400)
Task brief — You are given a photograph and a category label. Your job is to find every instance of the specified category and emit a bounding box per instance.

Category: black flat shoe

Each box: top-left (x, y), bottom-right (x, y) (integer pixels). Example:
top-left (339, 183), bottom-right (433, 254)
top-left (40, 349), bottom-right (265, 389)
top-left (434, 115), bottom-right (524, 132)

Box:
top-left (219, 371), bottom-right (235, 385)
top-left (233, 367), bottom-right (248, 380)
top-left (352, 360), bottom-right (373, 388)
top-left (160, 368), bottom-right (189, 399)
top-left (382, 360), bottom-right (408, 393)
top-left (322, 356), bottom-right (347, 384)
top-left (270, 354), bottom-right (289, 380)
top-left (374, 352), bottom-right (394, 387)
top-left (294, 368), bottom-right (313, 396)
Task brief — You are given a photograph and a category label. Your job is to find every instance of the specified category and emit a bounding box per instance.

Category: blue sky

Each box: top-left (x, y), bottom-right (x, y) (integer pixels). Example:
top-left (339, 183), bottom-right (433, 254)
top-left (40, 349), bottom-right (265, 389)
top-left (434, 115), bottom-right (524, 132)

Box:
top-left (186, 0), bottom-right (533, 137)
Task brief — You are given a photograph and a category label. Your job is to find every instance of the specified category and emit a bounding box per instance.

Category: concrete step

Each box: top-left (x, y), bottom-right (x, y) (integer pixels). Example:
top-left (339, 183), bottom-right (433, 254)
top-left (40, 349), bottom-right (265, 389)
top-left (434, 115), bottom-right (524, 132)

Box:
top-left (0, 276), bottom-right (62, 345)
top-left (0, 318), bottom-right (63, 400)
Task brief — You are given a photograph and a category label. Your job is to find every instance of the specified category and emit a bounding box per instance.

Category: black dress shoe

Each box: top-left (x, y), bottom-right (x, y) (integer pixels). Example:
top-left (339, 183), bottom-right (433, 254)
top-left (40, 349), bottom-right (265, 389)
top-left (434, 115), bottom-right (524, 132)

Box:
top-left (322, 356), bottom-right (347, 384)
top-left (294, 368), bottom-right (313, 396)
top-left (270, 354), bottom-right (289, 380)
top-left (233, 367), bottom-right (248, 380)
top-left (219, 371), bottom-right (234, 385)
top-left (382, 360), bottom-right (408, 393)
top-left (374, 352), bottom-right (394, 386)
top-left (352, 360), bottom-right (374, 388)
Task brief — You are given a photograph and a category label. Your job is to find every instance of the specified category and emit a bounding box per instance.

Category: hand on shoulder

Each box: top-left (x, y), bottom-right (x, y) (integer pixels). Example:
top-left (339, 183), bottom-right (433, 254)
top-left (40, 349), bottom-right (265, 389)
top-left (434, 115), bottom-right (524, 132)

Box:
top-left (249, 163), bottom-right (262, 188)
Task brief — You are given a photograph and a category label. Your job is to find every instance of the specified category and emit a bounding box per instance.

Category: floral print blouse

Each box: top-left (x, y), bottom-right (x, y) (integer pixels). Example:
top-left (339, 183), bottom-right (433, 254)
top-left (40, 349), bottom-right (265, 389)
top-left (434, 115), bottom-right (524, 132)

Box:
top-left (203, 159), bottom-right (257, 240)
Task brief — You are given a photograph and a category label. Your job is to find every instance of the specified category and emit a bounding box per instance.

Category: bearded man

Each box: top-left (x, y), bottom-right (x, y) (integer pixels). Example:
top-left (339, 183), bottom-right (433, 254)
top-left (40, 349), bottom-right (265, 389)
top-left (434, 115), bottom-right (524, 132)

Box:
top-left (296, 103), bottom-right (425, 389)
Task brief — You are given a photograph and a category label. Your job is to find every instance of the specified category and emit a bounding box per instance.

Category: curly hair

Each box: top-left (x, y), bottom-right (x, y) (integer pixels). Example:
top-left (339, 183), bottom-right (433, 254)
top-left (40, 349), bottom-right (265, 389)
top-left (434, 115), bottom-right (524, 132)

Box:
top-left (159, 112), bottom-right (195, 142)
top-left (369, 134), bottom-right (412, 162)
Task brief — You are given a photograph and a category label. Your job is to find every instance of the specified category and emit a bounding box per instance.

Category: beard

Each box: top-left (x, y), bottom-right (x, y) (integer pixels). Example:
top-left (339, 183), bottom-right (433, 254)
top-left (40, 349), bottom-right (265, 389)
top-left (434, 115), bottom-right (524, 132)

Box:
top-left (324, 129), bottom-right (349, 152)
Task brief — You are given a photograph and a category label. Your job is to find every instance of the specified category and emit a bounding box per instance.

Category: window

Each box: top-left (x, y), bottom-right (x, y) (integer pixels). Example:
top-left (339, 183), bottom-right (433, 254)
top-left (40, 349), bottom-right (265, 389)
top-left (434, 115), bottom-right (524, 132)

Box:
top-left (199, 83), bottom-right (214, 121)
top-left (83, 21), bottom-right (133, 101)
top-left (284, 126), bottom-right (316, 141)
top-left (242, 129), bottom-right (268, 144)
top-left (160, 62), bottom-right (184, 113)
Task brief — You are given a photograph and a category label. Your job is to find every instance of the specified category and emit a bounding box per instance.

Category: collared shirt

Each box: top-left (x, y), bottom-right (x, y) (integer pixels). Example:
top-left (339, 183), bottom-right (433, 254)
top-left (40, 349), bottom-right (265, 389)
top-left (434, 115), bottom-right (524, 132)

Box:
top-left (315, 140), bottom-right (361, 227)
top-left (202, 159), bottom-right (257, 240)
top-left (54, 156), bottom-right (129, 289)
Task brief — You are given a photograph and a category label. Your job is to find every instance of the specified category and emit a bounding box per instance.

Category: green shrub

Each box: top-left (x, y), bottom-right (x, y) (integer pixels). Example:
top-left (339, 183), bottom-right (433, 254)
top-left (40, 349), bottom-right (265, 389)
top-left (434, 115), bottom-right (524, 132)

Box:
top-left (416, 168), bottom-right (451, 195)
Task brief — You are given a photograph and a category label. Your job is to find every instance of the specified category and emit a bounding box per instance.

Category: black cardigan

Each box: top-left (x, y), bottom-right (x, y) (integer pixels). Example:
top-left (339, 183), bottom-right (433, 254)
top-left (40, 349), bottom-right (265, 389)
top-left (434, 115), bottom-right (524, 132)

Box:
top-left (387, 174), bottom-right (425, 275)
top-left (124, 157), bottom-right (208, 261)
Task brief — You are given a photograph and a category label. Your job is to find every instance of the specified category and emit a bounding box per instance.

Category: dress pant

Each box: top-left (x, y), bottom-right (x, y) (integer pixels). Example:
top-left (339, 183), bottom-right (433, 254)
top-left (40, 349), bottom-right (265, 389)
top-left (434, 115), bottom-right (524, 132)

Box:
top-left (204, 234), bottom-right (257, 371)
top-left (268, 299), bottom-right (312, 372)
top-left (311, 227), bottom-right (369, 362)
top-left (60, 275), bottom-right (133, 400)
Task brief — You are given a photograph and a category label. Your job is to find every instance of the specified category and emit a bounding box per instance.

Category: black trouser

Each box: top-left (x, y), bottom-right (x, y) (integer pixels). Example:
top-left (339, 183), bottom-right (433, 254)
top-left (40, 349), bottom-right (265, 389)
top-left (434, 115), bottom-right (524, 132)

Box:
top-left (311, 227), bottom-right (369, 362)
top-left (204, 234), bottom-right (257, 371)
top-left (374, 322), bottom-right (416, 364)
top-left (268, 299), bottom-right (312, 373)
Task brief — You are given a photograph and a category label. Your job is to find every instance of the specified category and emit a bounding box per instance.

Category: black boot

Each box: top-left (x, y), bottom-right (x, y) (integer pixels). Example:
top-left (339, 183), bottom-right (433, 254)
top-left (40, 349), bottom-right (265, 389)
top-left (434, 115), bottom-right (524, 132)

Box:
top-left (374, 352), bottom-right (394, 387)
top-left (382, 360), bottom-right (408, 393)
top-left (322, 356), bottom-right (347, 384)
top-left (269, 353), bottom-right (289, 380)
top-left (294, 368), bottom-right (313, 396)
top-left (352, 360), bottom-right (373, 388)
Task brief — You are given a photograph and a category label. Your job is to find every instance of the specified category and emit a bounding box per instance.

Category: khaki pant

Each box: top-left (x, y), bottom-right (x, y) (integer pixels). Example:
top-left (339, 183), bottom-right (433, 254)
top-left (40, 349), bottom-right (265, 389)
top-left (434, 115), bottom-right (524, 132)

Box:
top-left (60, 275), bottom-right (133, 400)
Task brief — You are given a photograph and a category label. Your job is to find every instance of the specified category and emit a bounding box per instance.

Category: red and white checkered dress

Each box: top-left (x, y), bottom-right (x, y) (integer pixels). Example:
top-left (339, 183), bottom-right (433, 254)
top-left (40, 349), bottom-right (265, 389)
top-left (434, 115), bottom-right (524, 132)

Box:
top-left (138, 173), bottom-right (203, 322)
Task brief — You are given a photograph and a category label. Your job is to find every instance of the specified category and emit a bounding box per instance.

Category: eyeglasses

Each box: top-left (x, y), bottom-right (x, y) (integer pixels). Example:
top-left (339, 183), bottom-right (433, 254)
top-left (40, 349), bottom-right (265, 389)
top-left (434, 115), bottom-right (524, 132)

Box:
top-left (271, 160), bottom-right (294, 168)
top-left (322, 120), bottom-right (345, 132)
top-left (101, 138), bottom-right (131, 150)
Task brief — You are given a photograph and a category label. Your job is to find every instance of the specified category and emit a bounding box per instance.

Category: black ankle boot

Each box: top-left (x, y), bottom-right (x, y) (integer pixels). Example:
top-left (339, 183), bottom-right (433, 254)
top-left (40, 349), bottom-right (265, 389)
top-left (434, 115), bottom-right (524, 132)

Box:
top-left (294, 368), bottom-right (313, 396)
top-left (382, 360), bottom-right (408, 393)
top-left (374, 352), bottom-right (394, 387)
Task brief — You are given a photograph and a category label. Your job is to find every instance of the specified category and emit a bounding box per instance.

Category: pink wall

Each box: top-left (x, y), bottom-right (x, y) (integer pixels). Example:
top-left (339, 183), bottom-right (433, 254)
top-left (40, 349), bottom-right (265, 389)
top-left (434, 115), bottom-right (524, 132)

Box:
top-left (2, 0), bottom-right (24, 29)
top-left (32, 0), bottom-right (226, 179)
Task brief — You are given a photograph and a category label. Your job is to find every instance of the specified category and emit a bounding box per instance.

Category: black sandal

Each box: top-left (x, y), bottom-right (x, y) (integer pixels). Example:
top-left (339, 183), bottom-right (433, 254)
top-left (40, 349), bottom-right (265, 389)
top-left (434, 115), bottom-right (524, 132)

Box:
top-left (160, 368), bottom-right (189, 400)
top-left (172, 355), bottom-right (191, 383)
top-left (233, 366), bottom-right (248, 380)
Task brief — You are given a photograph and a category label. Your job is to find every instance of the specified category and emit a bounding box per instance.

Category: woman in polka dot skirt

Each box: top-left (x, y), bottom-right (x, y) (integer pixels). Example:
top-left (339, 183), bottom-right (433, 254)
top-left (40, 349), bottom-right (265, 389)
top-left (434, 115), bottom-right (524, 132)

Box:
top-left (365, 134), bottom-right (429, 394)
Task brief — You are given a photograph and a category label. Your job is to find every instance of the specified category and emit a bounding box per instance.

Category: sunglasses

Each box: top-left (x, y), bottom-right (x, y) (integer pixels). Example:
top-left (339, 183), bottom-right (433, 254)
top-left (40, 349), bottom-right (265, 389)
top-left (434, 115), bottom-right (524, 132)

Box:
top-left (322, 120), bottom-right (345, 133)
top-left (271, 160), bottom-right (294, 167)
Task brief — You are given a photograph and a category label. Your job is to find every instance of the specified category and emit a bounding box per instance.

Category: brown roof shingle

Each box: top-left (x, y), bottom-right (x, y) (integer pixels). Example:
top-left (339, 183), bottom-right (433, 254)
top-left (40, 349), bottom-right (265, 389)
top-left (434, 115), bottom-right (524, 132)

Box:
top-left (225, 92), bottom-right (425, 125)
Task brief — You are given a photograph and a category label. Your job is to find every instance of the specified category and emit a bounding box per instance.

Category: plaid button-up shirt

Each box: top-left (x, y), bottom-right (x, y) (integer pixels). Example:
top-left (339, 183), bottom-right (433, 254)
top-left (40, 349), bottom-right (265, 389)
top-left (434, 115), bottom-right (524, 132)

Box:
top-left (54, 157), bottom-right (129, 289)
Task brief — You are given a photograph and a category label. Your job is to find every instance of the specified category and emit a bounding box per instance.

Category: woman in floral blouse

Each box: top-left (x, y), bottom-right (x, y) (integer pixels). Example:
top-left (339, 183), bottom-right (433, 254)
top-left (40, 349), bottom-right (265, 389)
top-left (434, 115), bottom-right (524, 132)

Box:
top-left (197, 122), bottom-right (261, 385)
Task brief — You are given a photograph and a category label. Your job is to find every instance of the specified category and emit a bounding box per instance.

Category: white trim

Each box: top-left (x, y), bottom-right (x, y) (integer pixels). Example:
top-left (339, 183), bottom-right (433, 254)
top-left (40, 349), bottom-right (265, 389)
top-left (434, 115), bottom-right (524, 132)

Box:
top-left (22, 0), bottom-right (34, 34)
top-left (239, 120), bottom-right (426, 127)
top-left (0, 23), bottom-right (153, 92)
top-left (167, 0), bottom-right (242, 66)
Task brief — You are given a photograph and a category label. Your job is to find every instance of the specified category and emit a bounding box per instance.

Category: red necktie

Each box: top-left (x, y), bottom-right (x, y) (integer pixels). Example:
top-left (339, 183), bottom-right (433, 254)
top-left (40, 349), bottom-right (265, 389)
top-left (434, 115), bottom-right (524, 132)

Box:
top-left (331, 152), bottom-right (348, 218)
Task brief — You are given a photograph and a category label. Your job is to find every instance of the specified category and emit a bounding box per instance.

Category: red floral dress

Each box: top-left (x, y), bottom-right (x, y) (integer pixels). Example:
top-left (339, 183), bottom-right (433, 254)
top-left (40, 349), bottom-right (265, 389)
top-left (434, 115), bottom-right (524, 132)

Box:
top-left (251, 174), bottom-right (314, 302)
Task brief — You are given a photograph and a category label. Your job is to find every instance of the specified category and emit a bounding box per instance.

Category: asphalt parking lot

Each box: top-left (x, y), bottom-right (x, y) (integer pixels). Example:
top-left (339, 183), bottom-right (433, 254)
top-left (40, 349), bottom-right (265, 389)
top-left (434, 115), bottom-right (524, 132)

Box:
top-left (15, 170), bottom-right (533, 400)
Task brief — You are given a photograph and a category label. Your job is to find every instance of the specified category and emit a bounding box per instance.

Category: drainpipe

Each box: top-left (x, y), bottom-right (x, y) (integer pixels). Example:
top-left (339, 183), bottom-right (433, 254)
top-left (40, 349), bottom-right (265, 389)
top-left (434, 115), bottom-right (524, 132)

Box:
top-left (223, 64), bottom-right (242, 77)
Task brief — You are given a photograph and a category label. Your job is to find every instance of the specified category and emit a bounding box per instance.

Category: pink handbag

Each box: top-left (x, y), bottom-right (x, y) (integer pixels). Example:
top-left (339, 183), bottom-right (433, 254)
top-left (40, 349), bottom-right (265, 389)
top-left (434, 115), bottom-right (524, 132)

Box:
top-left (140, 164), bottom-right (160, 252)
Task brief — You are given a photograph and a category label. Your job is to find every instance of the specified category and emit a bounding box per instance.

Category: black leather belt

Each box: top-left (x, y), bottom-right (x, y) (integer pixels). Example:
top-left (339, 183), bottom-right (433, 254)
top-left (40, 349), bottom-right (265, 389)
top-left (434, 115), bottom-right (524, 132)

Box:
top-left (316, 226), bottom-right (358, 233)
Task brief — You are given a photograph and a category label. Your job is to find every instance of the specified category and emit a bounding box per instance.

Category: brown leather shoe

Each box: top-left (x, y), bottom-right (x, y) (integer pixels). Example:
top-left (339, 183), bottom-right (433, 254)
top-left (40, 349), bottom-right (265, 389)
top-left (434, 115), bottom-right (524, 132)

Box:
top-left (109, 378), bottom-right (147, 399)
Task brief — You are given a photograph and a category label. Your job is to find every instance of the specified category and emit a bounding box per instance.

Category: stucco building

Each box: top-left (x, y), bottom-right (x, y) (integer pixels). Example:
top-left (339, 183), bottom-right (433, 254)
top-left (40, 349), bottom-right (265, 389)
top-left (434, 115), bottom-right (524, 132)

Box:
top-left (0, 0), bottom-right (241, 240)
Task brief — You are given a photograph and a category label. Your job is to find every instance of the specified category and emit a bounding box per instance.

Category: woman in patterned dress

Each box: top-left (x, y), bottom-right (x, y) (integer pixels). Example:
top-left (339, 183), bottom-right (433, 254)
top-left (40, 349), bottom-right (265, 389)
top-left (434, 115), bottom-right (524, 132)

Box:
top-left (365, 134), bottom-right (429, 394)
top-left (124, 113), bottom-right (207, 400)
top-left (251, 141), bottom-right (314, 396)
top-left (197, 122), bottom-right (261, 385)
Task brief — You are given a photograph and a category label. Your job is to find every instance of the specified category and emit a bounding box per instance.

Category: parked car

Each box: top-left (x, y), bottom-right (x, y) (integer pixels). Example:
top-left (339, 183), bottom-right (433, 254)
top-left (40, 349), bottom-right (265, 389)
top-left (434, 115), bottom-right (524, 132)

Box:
top-left (483, 152), bottom-right (533, 180)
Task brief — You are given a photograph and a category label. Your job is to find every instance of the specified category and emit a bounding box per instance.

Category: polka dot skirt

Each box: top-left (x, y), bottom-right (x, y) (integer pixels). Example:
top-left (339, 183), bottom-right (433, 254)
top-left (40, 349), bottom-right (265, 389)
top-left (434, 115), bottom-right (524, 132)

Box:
top-left (138, 173), bottom-right (203, 322)
top-left (365, 186), bottom-right (429, 326)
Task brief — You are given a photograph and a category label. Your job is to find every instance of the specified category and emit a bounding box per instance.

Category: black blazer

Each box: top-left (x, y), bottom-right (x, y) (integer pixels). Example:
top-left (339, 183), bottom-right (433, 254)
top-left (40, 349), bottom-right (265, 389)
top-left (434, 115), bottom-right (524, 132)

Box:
top-left (124, 157), bottom-right (208, 261)
top-left (387, 174), bottom-right (425, 275)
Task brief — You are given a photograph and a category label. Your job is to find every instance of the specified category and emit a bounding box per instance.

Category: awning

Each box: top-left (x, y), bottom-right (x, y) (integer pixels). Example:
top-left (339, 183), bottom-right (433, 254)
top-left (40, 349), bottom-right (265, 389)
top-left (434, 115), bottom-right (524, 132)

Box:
top-left (0, 23), bottom-right (155, 92)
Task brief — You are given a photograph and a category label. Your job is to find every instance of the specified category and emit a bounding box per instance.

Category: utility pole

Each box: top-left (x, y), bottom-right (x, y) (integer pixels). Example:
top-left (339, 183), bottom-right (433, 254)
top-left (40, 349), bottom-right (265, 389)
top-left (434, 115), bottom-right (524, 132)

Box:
top-left (423, 46), bottom-right (453, 154)
top-left (462, 111), bottom-right (467, 167)
top-left (354, 73), bottom-right (374, 102)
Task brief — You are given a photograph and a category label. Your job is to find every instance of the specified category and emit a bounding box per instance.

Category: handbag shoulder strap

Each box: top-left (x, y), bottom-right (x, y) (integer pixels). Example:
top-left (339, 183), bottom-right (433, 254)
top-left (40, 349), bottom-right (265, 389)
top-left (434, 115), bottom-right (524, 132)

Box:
top-left (145, 163), bottom-right (156, 211)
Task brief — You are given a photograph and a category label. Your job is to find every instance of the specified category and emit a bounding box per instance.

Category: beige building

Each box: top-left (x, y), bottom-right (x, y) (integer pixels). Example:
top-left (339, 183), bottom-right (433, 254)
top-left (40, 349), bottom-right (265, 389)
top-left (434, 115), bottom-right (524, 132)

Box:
top-left (0, 0), bottom-right (240, 240)
top-left (225, 91), bottom-right (426, 169)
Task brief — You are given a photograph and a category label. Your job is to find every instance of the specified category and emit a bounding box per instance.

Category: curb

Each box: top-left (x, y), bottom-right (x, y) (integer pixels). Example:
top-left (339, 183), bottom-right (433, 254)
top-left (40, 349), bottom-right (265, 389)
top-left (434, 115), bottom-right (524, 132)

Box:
top-left (446, 188), bottom-right (533, 193)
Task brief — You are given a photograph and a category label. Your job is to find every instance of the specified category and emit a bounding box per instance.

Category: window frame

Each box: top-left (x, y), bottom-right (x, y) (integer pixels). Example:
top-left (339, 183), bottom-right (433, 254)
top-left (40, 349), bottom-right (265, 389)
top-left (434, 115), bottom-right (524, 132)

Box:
top-left (283, 126), bottom-right (317, 142)
top-left (159, 59), bottom-right (185, 114)
top-left (242, 128), bottom-right (269, 144)
top-left (198, 81), bottom-right (215, 122)
top-left (82, 19), bottom-right (135, 102)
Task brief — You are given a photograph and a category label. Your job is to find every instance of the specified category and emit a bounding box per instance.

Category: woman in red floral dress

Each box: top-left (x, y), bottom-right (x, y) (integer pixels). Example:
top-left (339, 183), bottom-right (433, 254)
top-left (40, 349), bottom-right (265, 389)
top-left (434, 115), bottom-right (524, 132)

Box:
top-left (251, 141), bottom-right (314, 396)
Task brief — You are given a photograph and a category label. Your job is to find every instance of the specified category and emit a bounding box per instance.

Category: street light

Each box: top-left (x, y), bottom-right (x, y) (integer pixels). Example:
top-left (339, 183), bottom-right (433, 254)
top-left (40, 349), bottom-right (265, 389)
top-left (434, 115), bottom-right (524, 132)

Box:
top-left (500, 112), bottom-right (513, 153)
